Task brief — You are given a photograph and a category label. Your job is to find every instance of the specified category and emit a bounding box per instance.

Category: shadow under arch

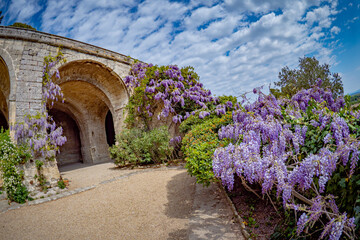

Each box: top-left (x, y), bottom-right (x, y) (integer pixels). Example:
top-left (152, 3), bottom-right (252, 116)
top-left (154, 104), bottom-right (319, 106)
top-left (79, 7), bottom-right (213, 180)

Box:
top-left (50, 79), bottom-right (116, 164)
top-left (49, 108), bottom-right (83, 165)
top-left (105, 110), bottom-right (115, 146)
top-left (0, 55), bottom-right (10, 130)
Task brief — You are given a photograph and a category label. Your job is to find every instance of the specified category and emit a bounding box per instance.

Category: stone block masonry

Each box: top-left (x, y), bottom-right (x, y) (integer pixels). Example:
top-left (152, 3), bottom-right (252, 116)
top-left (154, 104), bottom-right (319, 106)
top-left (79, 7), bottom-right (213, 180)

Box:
top-left (0, 26), bottom-right (133, 192)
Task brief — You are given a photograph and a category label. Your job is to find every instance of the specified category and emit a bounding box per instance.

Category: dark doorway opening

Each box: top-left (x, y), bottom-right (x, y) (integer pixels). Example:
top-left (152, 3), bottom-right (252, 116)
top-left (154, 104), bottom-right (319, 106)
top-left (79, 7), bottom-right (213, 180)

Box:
top-left (105, 110), bottom-right (115, 146)
top-left (0, 111), bottom-right (7, 130)
top-left (49, 109), bottom-right (82, 166)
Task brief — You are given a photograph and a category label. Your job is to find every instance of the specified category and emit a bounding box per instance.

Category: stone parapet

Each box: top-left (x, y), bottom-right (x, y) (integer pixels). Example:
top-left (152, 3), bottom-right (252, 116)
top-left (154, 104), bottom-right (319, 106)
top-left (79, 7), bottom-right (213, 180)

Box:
top-left (0, 26), bottom-right (133, 65)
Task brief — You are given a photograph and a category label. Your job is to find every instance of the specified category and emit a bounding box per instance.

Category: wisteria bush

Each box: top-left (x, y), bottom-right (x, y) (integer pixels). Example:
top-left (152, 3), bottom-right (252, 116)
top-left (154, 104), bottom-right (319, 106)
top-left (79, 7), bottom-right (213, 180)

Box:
top-left (124, 62), bottom-right (216, 130)
top-left (179, 95), bottom-right (238, 134)
top-left (212, 83), bottom-right (359, 239)
top-left (1, 50), bottom-right (67, 201)
top-left (12, 50), bottom-right (67, 160)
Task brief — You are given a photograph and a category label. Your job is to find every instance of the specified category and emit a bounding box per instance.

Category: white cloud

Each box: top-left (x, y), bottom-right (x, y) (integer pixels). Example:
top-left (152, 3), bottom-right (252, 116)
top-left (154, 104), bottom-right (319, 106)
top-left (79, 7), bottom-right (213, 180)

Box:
top-left (223, 0), bottom-right (288, 14)
top-left (34, 0), bottom-right (341, 97)
top-left (331, 26), bottom-right (341, 34)
top-left (305, 5), bottom-right (332, 28)
top-left (6, 0), bottom-right (42, 24)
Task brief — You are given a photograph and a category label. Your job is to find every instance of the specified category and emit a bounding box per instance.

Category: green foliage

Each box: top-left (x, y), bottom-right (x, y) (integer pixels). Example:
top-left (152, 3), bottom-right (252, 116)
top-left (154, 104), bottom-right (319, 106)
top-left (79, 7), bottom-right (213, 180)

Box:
top-left (35, 159), bottom-right (44, 170)
top-left (34, 159), bottom-right (47, 191)
top-left (180, 95), bottom-right (237, 134)
top-left (57, 179), bottom-right (66, 189)
top-left (272, 56), bottom-right (343, 98)
top-left (9, 22), bottom-right (36, 30)
top-left (0, 129), bottom-right (31, 203)
top-left (109, 126), bottom-right (174, 166)
top-left (181, 112), bottom-right (233, 185)
top-left (350, 92), bottom-right (360, 106)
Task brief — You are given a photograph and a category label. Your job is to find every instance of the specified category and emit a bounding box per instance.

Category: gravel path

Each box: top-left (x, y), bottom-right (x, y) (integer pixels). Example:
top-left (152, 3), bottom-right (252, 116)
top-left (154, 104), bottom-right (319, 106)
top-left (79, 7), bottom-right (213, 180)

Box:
top-left (0, 162), bottom-right (244, 239)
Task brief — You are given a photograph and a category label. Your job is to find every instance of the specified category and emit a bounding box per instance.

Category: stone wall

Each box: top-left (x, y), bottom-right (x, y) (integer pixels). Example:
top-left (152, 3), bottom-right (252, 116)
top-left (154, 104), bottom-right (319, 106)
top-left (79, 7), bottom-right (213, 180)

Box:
top-left (0, 26), bottom-right (132, 165)
top-left (0, 27), bottom-right (133, 190)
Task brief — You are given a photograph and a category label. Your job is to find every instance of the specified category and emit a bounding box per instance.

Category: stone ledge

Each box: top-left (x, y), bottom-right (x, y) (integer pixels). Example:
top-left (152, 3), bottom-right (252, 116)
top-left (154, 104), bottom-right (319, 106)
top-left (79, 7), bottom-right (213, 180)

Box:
top-left (0, 26), bottom-right (134, 65)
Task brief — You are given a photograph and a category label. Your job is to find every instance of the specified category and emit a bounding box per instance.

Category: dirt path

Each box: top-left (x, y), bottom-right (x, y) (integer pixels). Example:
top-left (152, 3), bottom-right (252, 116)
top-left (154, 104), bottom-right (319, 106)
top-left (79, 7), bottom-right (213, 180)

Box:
top-left (0, 163), bottom-right (244, 239)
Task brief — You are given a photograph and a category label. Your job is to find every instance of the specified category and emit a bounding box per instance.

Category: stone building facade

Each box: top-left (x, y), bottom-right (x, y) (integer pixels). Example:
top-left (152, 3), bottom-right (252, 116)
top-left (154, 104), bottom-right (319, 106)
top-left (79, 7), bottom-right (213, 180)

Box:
top-left (0, 26), bottom-right (132, 166)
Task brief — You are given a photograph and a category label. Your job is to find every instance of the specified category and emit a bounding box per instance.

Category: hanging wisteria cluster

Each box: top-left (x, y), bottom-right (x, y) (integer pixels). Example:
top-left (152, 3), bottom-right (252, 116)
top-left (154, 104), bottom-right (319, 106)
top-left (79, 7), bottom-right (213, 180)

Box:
top-left (213, 83), bottom-right (358, 239)
top-left (12, 50), bottom-right (67, 160)
top-left (124, 62), bottom-right (217, 127)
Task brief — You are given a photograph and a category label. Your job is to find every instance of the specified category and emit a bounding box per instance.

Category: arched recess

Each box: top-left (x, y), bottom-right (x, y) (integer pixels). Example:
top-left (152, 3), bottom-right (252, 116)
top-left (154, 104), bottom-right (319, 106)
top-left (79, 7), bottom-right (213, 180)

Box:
top-left (105, 110), bottom-right (115, 146)
top-left (49, 108), bottom-right (82, 166)
top-left (0, 56), bottom-right (10, 130)
top-left (0, 48), bottom-right (17, 132)
top-left (51, 60), bottom-right (129, 164)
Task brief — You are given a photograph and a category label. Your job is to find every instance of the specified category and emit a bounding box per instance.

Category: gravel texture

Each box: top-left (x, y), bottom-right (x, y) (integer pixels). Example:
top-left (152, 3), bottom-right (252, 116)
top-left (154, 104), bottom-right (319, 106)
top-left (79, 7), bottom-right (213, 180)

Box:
top-left (0, 162), bottom-right (244, 240)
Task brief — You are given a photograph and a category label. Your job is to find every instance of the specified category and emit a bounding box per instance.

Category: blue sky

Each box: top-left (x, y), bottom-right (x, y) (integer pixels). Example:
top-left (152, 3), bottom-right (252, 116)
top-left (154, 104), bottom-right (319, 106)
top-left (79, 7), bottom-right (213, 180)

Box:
top-left (0, 0), bottom-right (359, 96)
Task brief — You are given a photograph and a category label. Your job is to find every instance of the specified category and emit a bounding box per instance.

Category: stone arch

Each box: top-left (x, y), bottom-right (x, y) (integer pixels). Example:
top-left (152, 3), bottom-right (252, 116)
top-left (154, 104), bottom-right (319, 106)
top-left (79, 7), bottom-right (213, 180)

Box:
top-left (49, 80), bottom-right (113, 164)
top-left (57, 59), bottom-right (129, 135)
top-left (0, 48), bottom-right (17, 130)
top-left (51, 60), bottom-right (129, 164)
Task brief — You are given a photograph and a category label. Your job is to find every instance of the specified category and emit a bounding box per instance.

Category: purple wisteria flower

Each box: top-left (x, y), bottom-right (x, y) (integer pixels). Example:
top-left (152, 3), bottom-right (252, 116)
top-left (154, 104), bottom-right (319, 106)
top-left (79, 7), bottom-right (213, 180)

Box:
top-left (13, 52), bottom-right (67, 160)
top-left (212, 82), bottom-right (357, 239)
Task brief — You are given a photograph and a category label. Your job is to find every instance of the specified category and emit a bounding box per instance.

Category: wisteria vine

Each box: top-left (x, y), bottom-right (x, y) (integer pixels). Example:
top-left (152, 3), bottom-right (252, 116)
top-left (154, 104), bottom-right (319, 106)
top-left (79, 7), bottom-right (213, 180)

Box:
top-left (12, 50), bottom-right (67, 160)
top-left (124, 62), bottom-right (220, 128)
top-left (213, 82), bottom-right (358, 239)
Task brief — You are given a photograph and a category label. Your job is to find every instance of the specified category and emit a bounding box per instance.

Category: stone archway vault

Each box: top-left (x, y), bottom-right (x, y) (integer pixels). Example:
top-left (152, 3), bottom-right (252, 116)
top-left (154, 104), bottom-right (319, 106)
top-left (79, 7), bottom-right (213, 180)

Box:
top-left (50, 60), bottom-right (129, 164)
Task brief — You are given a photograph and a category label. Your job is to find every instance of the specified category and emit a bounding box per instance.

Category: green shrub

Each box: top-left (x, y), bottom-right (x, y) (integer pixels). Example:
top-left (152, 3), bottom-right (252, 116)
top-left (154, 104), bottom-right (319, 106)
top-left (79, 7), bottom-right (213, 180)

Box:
top-left (180, 95), bottom-right (238, 134)
top-left (109, 126), bottom-right (173, 166)
top-left (57, 179), bottom-right (66, 189)
top-left (181, 112), bottom-right (233, 185)
top-left (0, 128), bottom-right (31, 203)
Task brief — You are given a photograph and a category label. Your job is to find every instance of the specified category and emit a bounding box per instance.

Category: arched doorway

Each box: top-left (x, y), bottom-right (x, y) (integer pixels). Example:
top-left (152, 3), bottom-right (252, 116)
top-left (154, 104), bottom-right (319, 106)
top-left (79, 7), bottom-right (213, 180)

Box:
top-left (0, 56), bottom-right (10, 130)
top-left (105, 110), bottom-right (115, 146)
top-left (49, 108), bottom-right (82, 166)
top-left (0, 110), bottom-right (8, 130)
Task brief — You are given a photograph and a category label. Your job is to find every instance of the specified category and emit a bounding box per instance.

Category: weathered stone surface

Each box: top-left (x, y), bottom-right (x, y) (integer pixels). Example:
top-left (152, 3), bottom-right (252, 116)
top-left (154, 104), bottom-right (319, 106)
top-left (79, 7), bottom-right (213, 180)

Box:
top-left (18, 160), bottom-right (61, 192)
top-left (0, 26), bottom-right (132, 191)
top-left (0, 26), bottom-right (131, 165)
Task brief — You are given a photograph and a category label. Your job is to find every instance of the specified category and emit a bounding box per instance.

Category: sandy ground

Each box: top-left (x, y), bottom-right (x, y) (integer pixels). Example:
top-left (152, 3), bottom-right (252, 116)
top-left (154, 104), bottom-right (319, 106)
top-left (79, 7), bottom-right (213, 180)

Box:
top-left (0, 162), bottom-right (244, 240)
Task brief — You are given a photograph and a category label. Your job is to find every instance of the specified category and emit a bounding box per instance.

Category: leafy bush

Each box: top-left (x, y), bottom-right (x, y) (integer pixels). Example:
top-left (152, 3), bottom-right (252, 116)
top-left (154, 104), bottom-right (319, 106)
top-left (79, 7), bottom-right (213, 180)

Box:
top-left (109, 126), bottom-right (173, 166)
top-left (181, 112), bottom-right (233, 185)
top-left (0, 129), bottom-right (31, 203)
top-left (9, 22), bottom-right (36, 30)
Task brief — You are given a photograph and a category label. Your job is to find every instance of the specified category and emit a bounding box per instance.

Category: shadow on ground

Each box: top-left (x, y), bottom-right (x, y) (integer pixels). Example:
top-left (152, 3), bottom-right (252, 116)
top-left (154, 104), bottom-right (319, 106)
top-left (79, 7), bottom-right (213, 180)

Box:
top-left (165, 171), bottom-right (242, 240)
top-left (188, 183), bottom-right (241, 240)
top-left (165, 171), bottom-right (196, 239)
top-left (59, 161), bottom-right (115, 172)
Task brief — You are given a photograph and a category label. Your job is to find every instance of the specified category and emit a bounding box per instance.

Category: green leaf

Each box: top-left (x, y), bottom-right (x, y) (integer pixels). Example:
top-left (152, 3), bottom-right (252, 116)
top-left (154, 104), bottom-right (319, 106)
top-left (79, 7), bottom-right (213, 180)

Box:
top-left (338, 178), bottom-right (346, 188)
